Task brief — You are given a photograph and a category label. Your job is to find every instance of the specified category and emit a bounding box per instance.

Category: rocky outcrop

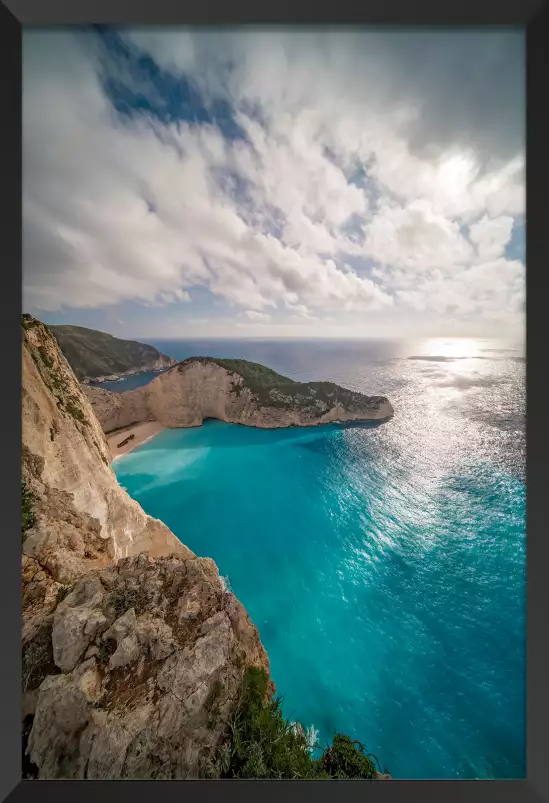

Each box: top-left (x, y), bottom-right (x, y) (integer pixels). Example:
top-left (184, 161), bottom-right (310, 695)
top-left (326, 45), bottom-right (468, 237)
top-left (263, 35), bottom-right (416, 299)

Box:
top-left (82, 384), bottom-right (152, 434)
top-left (22, 319), bottom-right (190, 576)
top-left (25, 553), bottom-right (270, 779)
top-left (84, 356), bottom-right (394, 433)
top-left (21, 316), bottom-right (272, 779)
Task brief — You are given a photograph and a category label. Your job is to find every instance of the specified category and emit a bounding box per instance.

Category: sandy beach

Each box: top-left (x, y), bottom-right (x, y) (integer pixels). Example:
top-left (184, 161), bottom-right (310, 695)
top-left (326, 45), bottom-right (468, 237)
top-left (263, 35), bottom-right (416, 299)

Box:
top-left (108, 421), bottom-right (165, 460)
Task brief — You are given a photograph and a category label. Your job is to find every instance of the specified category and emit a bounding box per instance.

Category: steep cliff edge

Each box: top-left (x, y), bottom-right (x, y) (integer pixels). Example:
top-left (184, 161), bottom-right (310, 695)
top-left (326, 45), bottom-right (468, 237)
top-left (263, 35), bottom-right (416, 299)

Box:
top-left (21, 316), bottom-right (389, 780)
top-left (21, 317), bottom-right (271, 779)
top-left (22, 317), bottom-right (191, 576)
top-left (84, 356), bottom-right (394, 434)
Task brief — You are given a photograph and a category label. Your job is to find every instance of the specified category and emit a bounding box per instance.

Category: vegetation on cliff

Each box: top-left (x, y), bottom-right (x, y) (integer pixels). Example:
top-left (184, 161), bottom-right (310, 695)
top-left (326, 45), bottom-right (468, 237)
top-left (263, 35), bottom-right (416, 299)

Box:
top-left (21, 481), bottom-right (36, 538)
top-left (179, 356), bottom-right (390, 417)
top-left (21, 313), bottom-right (46, 332)
top-left (48, 323), bottom-right (176, 381)
top-left (23, 316), bottom-right (89, 426)
top-left (217, 667), bottom-right (385, 779)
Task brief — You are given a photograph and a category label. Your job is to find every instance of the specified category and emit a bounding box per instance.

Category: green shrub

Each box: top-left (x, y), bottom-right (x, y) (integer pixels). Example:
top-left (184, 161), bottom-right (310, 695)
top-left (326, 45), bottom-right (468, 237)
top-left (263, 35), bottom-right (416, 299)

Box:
top-left (55, 584), bottom-right (71, 605)
top-left (98, 639), bottom-right (115, 665)
top-left (107, 585), bottom-right (149, 618)
top-left (65, 399), bottom-right (86, 423)
top-left (21, 314), bottom-right (39, 331)
top-left (221, 667), bottom-right (318, 779)
top-left (22, 624), bottom-right (56, 692)
top-left (218, 667), bottom-right (386, 780)
top-left (37, 346), bottom-right (53, 369)
top-left (319, 734), bottom-right (378, 779)
top-left (21, 482), bottom-right (36, 536)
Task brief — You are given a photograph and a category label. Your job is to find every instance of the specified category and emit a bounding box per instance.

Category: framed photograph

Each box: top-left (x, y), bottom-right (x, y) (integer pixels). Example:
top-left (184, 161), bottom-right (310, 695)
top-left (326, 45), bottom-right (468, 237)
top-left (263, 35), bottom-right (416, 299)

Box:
top-left (3, 2), bottom-right (547, 802)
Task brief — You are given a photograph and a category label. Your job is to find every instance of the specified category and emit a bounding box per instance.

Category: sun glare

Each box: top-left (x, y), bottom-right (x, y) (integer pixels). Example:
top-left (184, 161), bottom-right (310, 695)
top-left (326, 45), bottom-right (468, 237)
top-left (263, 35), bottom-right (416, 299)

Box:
top-left (424, 338), bottom-right (483, 359)
top-left (437, 154), bottom-right (476, 195)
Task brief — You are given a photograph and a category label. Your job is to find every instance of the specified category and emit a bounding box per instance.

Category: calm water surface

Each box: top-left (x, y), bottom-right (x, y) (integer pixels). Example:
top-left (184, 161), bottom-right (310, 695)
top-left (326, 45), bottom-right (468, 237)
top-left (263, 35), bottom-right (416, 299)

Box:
top-left (114, 337), bottom-right (525, 779)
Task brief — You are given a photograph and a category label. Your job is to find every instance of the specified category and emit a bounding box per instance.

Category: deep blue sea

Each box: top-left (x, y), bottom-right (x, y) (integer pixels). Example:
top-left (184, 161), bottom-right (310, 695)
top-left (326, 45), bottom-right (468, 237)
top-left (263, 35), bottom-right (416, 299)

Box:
top-left (90, 370), bottom-right (166, 392)
top-left (114, 337), bottom-right (526, 779)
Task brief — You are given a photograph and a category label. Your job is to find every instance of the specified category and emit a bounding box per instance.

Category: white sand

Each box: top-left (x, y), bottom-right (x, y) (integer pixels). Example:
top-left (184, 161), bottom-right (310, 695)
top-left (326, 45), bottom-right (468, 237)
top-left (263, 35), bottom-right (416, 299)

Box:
top-left (108, 421), bottom-right (165, 460)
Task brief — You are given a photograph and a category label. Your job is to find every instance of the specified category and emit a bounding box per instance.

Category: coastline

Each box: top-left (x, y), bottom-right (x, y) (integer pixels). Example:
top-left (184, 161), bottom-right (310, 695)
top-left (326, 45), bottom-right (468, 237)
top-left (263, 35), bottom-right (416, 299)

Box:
top-left (108, 421), bottom-right (165, 460)
top-left (105, 416), bottom-right (391, 461)
top-left (85, 364), bottom-right (175, 385)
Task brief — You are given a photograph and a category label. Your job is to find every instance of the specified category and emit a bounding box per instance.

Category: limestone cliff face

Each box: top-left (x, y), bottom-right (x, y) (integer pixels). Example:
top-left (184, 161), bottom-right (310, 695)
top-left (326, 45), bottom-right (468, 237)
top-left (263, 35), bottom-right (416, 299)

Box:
top-left (84, 357), bottom-right (394, 433)
top-left (82, 383), bottom-right (152, 433)
top-left (21, 318), bottom-right (271, 779)
top-left (22, 319), bottom-right (190, 577)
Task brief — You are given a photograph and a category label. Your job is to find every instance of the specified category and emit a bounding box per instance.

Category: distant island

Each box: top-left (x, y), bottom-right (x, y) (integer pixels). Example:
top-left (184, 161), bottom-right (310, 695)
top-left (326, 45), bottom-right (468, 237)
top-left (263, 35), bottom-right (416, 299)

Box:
top-left (47, 322), bottom-right (177, 383)
top-left (83, 354), bottom-right (394, 455)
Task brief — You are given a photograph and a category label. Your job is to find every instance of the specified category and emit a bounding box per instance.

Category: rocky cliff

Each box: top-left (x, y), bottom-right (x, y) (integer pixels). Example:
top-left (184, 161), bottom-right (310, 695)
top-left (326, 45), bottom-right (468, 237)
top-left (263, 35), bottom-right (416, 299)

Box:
top-left (22, 318), bottom-right (189, 572)
top-left (47, 321), bottom-right (177, 382)
top-left (24, 554), bottom-right (270, 779)
top-left (21, 317), bottom-right (270, 779)
top-left (84, 356), bottom-right (394, 433)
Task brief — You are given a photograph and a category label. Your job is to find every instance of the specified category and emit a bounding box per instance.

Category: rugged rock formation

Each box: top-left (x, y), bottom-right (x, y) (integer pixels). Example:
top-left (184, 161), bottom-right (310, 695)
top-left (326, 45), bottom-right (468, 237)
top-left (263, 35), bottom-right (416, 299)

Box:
top-left (25, 554), bottom-right (269, 779)
top-left (22, 317), bottom-right (189, 573)
top-left (47, 321), bottom-right (176, 383)
top-left (84, 356), bottom-right (394, 433)
top-left (21, 317), bottom-right (271, 779)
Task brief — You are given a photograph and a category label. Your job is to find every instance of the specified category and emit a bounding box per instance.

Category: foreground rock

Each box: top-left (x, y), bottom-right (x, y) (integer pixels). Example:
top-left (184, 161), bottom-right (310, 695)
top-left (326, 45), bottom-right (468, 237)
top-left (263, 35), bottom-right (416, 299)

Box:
top-left (84, 356), bottom-right (394, 433)
top-left (25, 553), bottom-right (270, 779)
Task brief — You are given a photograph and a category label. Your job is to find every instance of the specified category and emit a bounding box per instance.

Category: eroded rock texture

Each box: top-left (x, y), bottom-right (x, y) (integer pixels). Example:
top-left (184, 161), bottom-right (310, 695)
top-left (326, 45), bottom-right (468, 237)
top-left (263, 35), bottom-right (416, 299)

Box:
top-left (22, 318), bottom-right (191, 582)
top-left (25, 554), bottom-right (269, 779)
top-left (84, 356), bottom-right (394, 433)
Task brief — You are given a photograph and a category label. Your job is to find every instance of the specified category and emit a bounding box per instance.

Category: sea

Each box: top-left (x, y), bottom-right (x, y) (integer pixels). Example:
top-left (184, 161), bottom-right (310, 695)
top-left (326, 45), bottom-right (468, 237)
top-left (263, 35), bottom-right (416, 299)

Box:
top-left (112, 337), bottom-right (526, 780)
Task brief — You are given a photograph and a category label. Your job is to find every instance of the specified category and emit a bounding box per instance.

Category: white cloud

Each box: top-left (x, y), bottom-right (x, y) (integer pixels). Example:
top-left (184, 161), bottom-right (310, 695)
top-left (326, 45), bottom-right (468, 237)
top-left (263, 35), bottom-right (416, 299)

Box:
top-left (244, 310), bottom-right (270, 322)
top-left (22, 28), bottom-right (525, 339)
top-left (23, 31), bottom-right (392, 318)
top-left (468, 215), bottom-right (515, 261)
top-left (363, 199), bottom-right (473, 274)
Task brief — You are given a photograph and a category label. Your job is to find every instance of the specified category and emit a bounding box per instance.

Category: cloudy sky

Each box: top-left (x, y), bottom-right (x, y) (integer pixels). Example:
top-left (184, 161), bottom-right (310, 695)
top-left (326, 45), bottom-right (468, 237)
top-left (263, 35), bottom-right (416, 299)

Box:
top-left (23, 27), bottom-right (525, 340)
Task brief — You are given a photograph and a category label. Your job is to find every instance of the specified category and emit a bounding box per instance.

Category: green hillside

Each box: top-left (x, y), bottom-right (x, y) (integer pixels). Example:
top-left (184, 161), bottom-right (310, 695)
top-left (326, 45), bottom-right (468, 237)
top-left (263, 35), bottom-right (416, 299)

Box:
top-left (179, 356), bottom-right (389, 416)
top-left (48, 324), bottom-right (175, 381)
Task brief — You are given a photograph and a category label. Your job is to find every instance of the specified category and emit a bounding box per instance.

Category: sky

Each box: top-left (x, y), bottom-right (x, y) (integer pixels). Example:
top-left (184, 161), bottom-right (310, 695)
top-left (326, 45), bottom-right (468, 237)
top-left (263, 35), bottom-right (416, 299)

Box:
top-left (23, 27), bottom-right (525, 341)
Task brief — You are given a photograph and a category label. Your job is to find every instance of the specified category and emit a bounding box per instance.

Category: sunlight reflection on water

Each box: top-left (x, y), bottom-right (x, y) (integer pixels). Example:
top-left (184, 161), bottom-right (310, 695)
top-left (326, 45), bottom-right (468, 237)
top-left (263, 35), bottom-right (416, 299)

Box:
top-left (115, 338), bottom-right (525, 779)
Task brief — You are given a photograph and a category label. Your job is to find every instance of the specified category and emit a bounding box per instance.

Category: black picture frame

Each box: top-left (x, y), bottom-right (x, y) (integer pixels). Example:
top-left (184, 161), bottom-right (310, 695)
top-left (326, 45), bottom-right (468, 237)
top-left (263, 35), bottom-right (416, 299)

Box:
top-left (2, 1), bottom-right (547, 801)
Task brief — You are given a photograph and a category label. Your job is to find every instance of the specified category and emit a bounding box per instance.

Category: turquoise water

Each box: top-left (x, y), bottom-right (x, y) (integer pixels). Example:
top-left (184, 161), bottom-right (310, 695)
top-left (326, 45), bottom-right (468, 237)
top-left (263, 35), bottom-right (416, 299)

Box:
top-left (115, 339), bottom-right (525, 779)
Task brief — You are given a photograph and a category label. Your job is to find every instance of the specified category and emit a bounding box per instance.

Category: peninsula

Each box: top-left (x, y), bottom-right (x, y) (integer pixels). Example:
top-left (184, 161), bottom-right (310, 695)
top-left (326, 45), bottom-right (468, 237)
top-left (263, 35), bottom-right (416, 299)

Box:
top-left (84, 355), bottom-right (393, 452)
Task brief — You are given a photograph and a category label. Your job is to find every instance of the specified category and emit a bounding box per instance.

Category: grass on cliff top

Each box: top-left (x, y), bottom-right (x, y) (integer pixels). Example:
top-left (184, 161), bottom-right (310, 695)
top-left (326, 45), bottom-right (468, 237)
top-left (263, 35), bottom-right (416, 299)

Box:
top-left (21, 313), bottom-right (42, 332)
top-left (181, 357), bottom-right (382, 414)
top-left (183, 356), bottom-right (294, 390)
top-left (218, 666), bottom-right (383, 779)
